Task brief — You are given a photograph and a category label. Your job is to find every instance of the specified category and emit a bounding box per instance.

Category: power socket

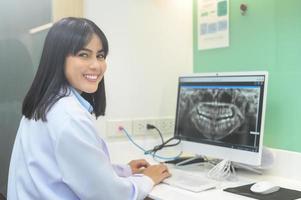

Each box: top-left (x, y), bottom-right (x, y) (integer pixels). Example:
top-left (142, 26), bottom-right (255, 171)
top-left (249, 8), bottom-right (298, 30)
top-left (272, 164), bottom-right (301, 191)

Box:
top-left (132, 119), bottom-right (155, 136)
top-left (152, 117), bottom-right (175, 135)
top-left (106, 119), bottom-right (133, 138)
top-left (132, 117), bottom-right (175, 136)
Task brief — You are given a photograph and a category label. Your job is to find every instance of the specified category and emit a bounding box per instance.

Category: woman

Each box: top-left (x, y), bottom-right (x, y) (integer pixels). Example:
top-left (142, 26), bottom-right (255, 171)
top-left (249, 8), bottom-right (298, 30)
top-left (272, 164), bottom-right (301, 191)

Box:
top-left (7, 17), bottom-right (170, 200)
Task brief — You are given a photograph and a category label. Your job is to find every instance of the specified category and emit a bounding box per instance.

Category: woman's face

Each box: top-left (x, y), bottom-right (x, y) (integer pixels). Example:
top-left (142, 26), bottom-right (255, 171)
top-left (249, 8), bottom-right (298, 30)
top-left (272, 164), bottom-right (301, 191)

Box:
top-left (65, 34), bottom-right (107, 93)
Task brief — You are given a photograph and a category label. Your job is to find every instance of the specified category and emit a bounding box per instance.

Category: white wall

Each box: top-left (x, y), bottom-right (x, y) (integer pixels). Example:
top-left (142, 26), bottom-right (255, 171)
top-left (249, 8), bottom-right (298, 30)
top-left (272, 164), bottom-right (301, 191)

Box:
top-left (84, 0), bottom-right (193, 134)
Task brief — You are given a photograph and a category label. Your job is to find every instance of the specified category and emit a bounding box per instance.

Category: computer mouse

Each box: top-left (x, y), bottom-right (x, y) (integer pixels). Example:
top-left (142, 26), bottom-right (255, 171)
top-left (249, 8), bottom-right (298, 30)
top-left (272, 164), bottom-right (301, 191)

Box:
top-left (250, 181), bottom-right (280, 194)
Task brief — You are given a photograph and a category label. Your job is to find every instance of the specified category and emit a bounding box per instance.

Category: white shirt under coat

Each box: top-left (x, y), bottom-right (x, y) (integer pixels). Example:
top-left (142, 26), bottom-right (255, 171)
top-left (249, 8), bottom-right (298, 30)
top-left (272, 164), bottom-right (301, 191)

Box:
top-left (7, 88), bottom-right (154, 200)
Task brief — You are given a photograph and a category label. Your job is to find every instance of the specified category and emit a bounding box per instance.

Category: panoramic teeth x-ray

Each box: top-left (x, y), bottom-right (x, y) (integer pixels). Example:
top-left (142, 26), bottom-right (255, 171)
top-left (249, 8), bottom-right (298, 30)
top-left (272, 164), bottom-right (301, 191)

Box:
top-left (179, 87), bottom-right (260, 141)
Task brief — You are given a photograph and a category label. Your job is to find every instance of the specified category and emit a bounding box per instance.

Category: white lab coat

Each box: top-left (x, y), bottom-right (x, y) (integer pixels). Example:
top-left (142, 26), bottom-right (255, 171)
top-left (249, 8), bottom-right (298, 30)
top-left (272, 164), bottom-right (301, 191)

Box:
top-left (7, 90), bottom-right (153, 200)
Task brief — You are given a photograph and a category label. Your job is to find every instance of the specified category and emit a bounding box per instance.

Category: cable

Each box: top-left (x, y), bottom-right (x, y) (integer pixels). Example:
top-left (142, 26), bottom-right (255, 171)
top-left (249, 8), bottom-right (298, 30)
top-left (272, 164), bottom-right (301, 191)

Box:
top-left (207, 159), bottom-right (237, 181)
top-left (145, 123), bottom-right (182, 157)
top-left (146, 124), bottom-right (164, 144)
top-left (144, 137), bottom-right (181, 155)
top-left (119, 126), bottom-right (147, 152)
top-left (119, 126), bottom-right (182, 161)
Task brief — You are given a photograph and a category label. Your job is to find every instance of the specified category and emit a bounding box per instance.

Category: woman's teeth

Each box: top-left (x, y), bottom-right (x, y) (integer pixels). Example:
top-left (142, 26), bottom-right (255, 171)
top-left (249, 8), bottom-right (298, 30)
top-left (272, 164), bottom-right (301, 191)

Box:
top-left (84, 74), bottom-right (98, 81)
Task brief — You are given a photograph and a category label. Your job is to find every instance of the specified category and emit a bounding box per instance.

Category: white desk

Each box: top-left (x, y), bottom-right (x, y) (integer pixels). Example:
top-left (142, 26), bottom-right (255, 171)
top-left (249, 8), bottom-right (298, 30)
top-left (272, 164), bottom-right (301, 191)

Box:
top-left (107, 137), bottom-right (301, 200)
top-left (149, 168), bottom-right (301, 200)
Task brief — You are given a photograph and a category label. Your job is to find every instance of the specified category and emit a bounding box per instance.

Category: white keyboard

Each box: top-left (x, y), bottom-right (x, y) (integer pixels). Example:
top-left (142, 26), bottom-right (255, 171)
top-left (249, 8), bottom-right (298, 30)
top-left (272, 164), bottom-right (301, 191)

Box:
top-left (163, 169), bottom-right (217, 192)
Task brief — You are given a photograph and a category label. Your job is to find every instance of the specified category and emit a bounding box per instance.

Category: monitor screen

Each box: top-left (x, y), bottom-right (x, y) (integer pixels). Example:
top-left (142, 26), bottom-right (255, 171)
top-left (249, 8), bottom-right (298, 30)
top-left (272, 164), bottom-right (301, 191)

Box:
top-left (174, 71), bottom-right (268, 166)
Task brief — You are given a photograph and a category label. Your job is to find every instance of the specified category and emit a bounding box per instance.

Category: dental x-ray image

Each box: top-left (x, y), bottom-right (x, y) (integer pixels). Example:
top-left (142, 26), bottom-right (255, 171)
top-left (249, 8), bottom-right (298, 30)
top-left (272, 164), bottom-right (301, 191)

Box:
top-left (176, 86), bottom-right (261, 149)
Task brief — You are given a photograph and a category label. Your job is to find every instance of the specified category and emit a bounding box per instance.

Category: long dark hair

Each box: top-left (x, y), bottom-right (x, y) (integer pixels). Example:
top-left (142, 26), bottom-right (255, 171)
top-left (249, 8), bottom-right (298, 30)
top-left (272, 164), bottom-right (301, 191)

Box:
top-left (22, 17), bottom-right (108, 121)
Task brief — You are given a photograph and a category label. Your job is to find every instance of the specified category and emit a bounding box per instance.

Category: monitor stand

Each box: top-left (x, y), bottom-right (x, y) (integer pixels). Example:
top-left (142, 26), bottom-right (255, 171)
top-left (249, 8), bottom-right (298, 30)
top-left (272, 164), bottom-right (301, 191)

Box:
top-left (207, 159), bottom-right (266, 181)
top-left (232, 162), bottom-right (263, 175)
top-left (208, 147), bottom-right (275, 180)
top-left (233, 146), bottom-right (275, 175)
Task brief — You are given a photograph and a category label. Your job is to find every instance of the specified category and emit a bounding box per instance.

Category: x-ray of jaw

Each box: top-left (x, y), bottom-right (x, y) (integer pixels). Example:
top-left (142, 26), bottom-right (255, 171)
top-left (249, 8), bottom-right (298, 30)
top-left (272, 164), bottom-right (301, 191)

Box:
top-left (179, 87), bottom-right (260, 141)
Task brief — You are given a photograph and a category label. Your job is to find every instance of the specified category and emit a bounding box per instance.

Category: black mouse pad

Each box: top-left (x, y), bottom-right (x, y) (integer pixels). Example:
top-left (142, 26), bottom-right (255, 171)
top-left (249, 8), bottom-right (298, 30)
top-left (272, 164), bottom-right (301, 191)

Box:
top-left (224, 183), bottom-right (301, 200)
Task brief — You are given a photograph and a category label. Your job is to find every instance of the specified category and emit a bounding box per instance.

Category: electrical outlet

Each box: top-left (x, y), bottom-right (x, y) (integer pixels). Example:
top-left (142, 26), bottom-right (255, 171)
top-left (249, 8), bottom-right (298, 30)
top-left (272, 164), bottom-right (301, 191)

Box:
top-left (132, 119), bottom-right (154, 136)
top-left (152, 117), bottom-right (175, 135)
top-left (106, 119), bottom-right (133, 138)
top-left (132, 117), bottom-right (175, 136)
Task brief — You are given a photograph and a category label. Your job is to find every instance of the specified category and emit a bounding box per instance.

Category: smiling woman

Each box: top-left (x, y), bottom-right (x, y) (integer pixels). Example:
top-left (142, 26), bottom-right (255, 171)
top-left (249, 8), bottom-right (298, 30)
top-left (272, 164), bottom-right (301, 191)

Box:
top-left (65, 34), bottom-right (107, 94)
top-left (7, 17), bottom-right (170, 200)
top-left (21, 17), bottom-right (109, 121)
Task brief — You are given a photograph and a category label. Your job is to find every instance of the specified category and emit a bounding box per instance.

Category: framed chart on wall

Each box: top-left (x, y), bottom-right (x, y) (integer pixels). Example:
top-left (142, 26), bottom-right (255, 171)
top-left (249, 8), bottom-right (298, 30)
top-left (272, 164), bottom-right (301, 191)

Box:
top-left (197, 0), bottom-right (229, 50)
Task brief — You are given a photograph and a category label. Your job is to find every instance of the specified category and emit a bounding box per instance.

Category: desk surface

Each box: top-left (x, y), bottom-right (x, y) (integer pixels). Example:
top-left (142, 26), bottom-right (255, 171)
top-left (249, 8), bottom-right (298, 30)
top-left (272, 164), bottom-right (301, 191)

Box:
top-left (107, 137), bottom-right (301, 200)
top-left (149, 167), bottom-right (301, 200)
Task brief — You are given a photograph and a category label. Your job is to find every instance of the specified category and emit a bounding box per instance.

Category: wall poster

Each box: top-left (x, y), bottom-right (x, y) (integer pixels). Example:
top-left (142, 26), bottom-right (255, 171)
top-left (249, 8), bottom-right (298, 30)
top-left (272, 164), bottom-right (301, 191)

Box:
top-left (198, 0), bottom-right (229, 50)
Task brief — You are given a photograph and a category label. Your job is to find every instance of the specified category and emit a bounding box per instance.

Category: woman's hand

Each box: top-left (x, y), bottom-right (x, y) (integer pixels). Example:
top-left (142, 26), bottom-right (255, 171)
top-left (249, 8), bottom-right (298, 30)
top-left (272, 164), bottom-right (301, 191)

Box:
top-left (143, 164), bottom-right (171, 185)
top-left (128, 159), bottom-right (150, 174)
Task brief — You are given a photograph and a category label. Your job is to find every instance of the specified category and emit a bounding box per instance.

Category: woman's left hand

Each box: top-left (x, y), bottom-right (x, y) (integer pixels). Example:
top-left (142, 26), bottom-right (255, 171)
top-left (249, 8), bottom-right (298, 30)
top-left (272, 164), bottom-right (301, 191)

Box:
top-left (128, 159), bottom-right (151, 174)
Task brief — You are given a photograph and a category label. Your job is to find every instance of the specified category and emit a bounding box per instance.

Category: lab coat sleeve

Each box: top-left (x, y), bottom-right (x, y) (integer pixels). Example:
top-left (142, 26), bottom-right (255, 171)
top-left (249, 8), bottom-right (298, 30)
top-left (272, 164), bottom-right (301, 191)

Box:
top-left (54, 116), bottom-right (154, 200)
top-left (112, 164), bottom-right (133, 177)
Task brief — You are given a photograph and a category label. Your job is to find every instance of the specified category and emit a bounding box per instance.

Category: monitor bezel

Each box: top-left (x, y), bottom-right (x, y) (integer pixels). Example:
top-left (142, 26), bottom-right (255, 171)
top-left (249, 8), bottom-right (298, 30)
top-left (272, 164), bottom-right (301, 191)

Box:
top-left (174, 71), bottom-right (268, 166)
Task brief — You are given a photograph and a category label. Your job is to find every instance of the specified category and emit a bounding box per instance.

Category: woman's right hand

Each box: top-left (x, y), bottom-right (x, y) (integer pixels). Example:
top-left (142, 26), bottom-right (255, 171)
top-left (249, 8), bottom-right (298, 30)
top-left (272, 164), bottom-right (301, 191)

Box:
top-left (142, 164), bottom-right (171, 185)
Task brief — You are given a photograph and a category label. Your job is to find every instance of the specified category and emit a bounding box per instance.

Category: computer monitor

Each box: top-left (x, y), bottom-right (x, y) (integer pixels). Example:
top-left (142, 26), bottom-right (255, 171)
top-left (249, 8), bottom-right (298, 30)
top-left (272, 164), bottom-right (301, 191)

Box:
top-left (174, 71), bottom-right (268, 166)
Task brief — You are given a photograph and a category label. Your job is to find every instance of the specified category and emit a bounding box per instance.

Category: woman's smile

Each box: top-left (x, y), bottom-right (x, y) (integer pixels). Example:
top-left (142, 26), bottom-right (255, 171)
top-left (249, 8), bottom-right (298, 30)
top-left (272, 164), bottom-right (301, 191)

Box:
top-left (83, 74), bottom-right (100, 82)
